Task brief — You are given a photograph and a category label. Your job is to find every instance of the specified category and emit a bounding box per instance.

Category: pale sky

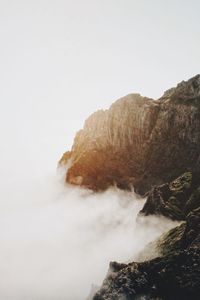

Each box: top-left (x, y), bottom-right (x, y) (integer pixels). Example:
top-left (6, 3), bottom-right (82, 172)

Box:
top-left (0, 3), bottom-right (199, 298)
top-left (0, 0), bottom-right (200, 182)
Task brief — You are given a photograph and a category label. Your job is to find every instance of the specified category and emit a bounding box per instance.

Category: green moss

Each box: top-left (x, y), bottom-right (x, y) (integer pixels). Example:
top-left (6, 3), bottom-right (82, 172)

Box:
top-left (169, 172), bottom-right (192, 193)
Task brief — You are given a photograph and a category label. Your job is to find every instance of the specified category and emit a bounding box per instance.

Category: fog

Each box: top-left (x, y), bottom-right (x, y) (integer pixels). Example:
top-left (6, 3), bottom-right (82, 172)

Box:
top-left (0, 1), bottom-right (197, 299)
top-left (0, 169), bottom-right (178, 300)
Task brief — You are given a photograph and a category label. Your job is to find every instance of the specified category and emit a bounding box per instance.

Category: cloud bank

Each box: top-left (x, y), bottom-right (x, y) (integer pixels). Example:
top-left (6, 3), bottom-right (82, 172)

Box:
top-left (0, 172), bottom-right (178, 300)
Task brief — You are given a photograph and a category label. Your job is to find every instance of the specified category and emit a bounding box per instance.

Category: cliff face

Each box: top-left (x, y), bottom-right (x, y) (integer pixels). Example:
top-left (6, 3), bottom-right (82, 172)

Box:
top-left (58, 75), bottom-right (200, 299)
top-left (140, 171), bottom-right (200, 221)
top-left (60, 74), bottom-right (200, 193)
top-left (93, 172), bottom-right (200, 300)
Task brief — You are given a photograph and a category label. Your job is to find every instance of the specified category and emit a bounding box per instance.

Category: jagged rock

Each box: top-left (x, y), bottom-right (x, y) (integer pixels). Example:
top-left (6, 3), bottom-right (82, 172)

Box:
top-left (58, 151), bottom-right (72, 166)
top-left (60, 75), bottom-right (200, 193)
top-left (140, 172), bottom-right (200, 221)
top-left (92, 172), bottom-right (200, 300)
top-left (162, 74), bottom-right (200, 101)
top-left (93, 249), bottom-right (200, 300)
top-left (185, 187), bottom-right (200, 215)
top-left (93, 192), bottom-right (200, 300)
top-left (59, 76), bottom-right (200, 299)
top-left (181, 207), bottom-right (200, 248)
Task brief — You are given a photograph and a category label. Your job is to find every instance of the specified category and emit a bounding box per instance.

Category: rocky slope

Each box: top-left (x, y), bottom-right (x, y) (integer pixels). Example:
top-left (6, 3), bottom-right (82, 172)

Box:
top-left (140, 171), bottom-right (200, 221)
top-left (93, 172), bottom-right (200, 300)
top-left (59, 74), bottom-right (200, 299)
top-left (60, 75), bottom-right (200, 194)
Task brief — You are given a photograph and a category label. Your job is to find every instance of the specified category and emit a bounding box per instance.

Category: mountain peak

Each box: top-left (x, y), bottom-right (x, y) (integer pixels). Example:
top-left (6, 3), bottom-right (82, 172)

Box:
top-left (60, 74), bottom-right (200, 193)
top-left (161, 74), bottom-right (200, 101)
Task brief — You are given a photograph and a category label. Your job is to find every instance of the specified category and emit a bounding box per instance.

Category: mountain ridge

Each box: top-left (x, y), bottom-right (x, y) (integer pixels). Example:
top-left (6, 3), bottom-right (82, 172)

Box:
top-left (59, 74), bottom-right (200, 299)
top-left (60, 74), bottom-right (200, 194)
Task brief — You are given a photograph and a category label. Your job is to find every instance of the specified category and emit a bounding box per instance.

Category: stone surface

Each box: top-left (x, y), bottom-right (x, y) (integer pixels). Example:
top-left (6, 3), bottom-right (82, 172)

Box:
top-left (59, 75), bottom-right (200, 299)
top-left (92, 173), bottom-right (200, 300)
top-left (140, 172), bottom-right (200, 221)
top-left (60, 75), bottom-right (200, 193)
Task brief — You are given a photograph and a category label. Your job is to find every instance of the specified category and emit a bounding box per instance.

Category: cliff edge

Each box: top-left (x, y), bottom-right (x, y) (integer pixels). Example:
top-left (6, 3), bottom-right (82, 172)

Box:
top-left (60, 75), bottom-right (200, 194)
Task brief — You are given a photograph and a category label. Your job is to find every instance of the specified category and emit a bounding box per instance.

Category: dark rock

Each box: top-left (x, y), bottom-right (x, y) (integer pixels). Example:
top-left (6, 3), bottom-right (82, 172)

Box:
top-left (58, 76), bottom-right (200, 299)
top-left (93, 207), bottom-right (200, 300)
top-left (92, 173), bottom-right (200, 300)
top-left (185, 187), bottom-right (200, 215)
top-left (93, 248), bottom-right (200, 299)
top-left (140, 172), bottom-right (196, 221)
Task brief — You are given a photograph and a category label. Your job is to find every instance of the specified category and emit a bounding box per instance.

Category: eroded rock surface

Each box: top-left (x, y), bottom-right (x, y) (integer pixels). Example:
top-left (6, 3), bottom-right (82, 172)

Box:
top-left (93, 173), bottom-right (200, 300)
top-left (60, 75), bottom-right (200, 193)
top-left (59, 75), bottom-right (200, 299)
top-left (140, 171), bottom-right (200, 221)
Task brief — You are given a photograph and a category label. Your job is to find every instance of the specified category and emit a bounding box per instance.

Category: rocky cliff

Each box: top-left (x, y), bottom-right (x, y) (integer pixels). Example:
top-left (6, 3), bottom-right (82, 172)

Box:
top-left (93, 172), bottom-right (200, 300)
top-left (59, 74), bottom-right (200, 299)
top-left (60, 75), bottom-right (200, 194)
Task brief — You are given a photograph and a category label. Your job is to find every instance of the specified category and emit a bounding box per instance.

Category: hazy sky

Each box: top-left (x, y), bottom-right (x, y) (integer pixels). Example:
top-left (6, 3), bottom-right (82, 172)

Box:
top-left (0, 0), bottom-right (200, 181)
top-left (0, 2), bottom-right (199, 298)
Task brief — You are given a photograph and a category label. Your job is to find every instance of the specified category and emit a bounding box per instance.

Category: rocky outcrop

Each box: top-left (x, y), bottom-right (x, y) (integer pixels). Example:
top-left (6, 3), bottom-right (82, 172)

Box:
top-left (60, 75), bottom-right (200, 193)
top-left (59, 75), bottom-right (200, 299)
top-left (93, 247), bottom-right (200, 300)
top-left (59, 151), bottom-right (72, 166)
top-left (140, 171), bottom-right (200, 221)
top-left (92, 173), bottom-right (200, 300)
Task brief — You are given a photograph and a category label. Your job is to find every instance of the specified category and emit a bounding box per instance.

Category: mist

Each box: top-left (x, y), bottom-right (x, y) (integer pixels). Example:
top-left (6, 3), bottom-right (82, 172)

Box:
top-left (0, 169), bottom-right (178, 300)
top-left (0, 1), bottom-right (199, 299)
